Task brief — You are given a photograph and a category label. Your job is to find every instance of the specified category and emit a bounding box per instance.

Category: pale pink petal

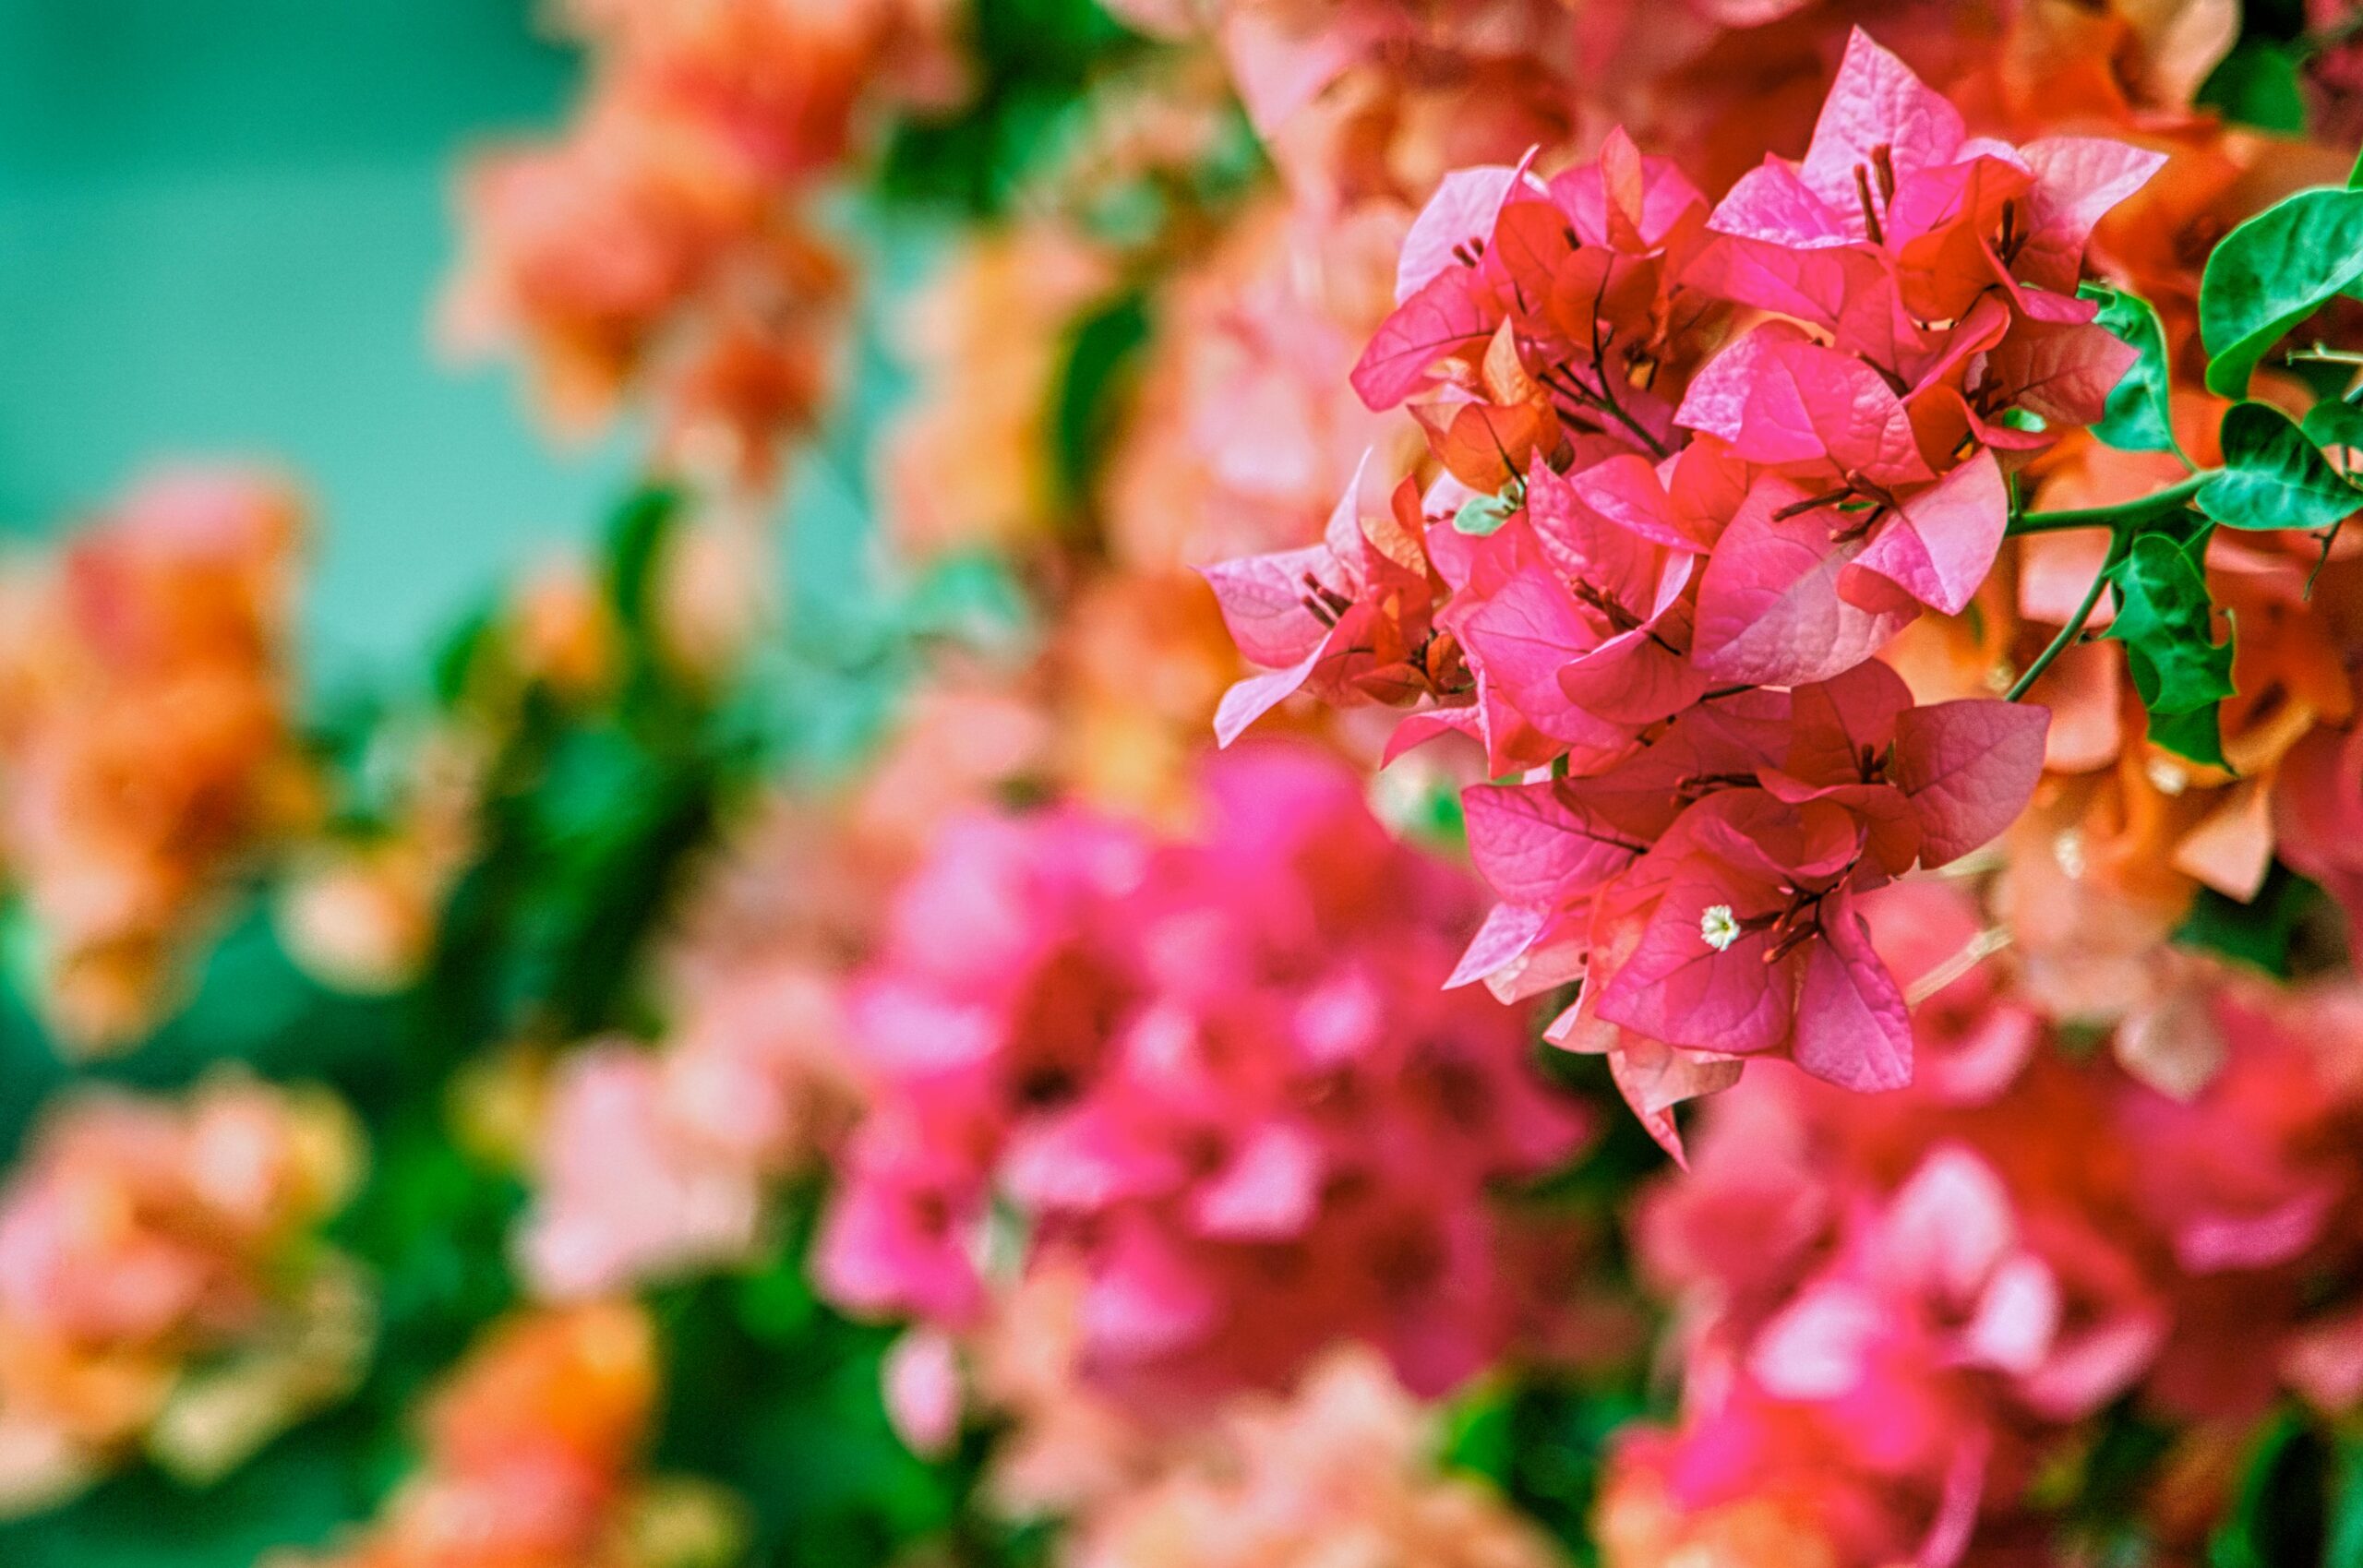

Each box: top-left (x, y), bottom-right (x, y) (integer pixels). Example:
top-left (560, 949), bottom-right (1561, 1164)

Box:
top-left (1852, 449), bottom-right (2007, 616)
top-left (1191, 1121), bottom-right (1324, 1239)
top-left (1198, 548), bottom-right (1332, 667)
top-left (2014, 138), bottom-right (2171, 293)
top-left (1890, 699), bottom-right (2051, 868)
top-left (1750, 1281), bottom-right (1884, 1399)
top-left (1799, 29), bottom-right (1967, 211)
top-left (1397, 165), bottom-right (1521, 303)
top-left (882, 1328), bottom-right (962, 1457)
top-left (1445, 901), bottom-right (1549, 989)
top-left (1213, 646), bottom-right (1324, 747)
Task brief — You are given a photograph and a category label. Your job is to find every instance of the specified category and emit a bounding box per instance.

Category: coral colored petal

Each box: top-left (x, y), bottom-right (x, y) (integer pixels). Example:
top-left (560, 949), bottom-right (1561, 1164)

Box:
top-left (1792, 884), bottom-right (1913, 1092)
top-left (1691, 478), bottom-right (1918, 686)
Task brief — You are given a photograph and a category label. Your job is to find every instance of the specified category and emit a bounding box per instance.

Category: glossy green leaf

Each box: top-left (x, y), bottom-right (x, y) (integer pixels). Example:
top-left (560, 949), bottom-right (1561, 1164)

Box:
top-left (2198, 401), bottom-right (2363, 532)
top-left (2103, 528), bottom-right (2234, 768)
top-left (2201, 188), bottom-right (2363, 397)
top-left (2146, 700), bottom-right (2231, 772)
top-left (2081, 282), bottom-right (2177, 454)
top-left (2306, 398), bottom-right (2363, 459)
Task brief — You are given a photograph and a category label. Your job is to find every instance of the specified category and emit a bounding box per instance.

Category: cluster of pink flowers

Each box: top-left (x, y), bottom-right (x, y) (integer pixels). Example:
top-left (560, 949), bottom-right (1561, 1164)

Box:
top-left (1206, 31), bottom-right (2166, 1149)
top-left (1597, 884), bottom-right (2363, 1565)
top-left (445, 0), bottom-right (965, 487)
top-left (516, 965), bottom-right (852, 1300)
top-left (0, 1074), bottom-right (365, 1515)
top-left (816, 741), bottom-right (1589, 1404)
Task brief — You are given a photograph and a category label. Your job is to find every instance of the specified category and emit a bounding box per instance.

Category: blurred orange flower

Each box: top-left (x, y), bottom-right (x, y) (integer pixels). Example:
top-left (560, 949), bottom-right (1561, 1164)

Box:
top-left (0, 469), bottom-right (314, 1052)
top-left (0, 1073), bottom-right (365, 1514)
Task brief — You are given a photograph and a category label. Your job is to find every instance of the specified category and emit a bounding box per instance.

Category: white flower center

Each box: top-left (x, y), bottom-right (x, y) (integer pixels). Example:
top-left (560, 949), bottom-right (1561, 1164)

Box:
top-left (1699, 904), bottom-right (1741, 952)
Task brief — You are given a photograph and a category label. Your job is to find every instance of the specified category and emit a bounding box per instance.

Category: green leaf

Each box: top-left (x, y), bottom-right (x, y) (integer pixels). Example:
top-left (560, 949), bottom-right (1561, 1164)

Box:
top-left (2148, 700), bottom-right (2232, 771)
top-left (2306, 397), bottom-right (2363, 458)
top-left (1051, 289), bottom-right (1151, 510)
top-left (2201, 188), bottom-right (2363, 398)
top-left (0, 1419), bottom-right (375, 1568)
top-left (1440, 1383), bottom-right (1516, 1486)
top-left (2176, 862), bottom-right (2333, 977)
top-left (2210, 1409), bottom-right (2329, 1568)
top-left (1454, 491), bottom-right (1518, 535)
top-left (2198, 401), bottom-right (2363, 531)
top-left (603, 485), bottom-right (681, 637)
top-left (2103, 528), bottom-right (2235, 768)
top-left (2081, 282), bottom-right (2178, 454)
top-left (2197, 41), bottom-right (2309, 135)
top-left (2329, 1430), bottom-right (2363, 1568)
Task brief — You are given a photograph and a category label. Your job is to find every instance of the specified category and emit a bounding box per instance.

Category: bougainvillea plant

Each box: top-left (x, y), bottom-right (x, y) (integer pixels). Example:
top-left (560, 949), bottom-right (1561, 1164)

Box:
top-left (10, 5), bottom-right (2363, 1568)
top-left (1206, 28), bottom-right (2363, 1155)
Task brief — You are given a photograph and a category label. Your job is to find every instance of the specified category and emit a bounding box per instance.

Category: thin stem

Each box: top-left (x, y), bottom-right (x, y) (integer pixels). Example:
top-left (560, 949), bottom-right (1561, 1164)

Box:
top-left (1594, 386), bottom-right (1672, 460)
top-left (2290, 343), bottom-right (2363, 368)
top-left (1906, 927), bottom-right (2011, 1007)
top-left (2007, 532), bottom-right (2124, 701)
top-left (1583, 273), bottom-right (1671, 460)
top-left (2007, 472), bottom-right (2210, 536)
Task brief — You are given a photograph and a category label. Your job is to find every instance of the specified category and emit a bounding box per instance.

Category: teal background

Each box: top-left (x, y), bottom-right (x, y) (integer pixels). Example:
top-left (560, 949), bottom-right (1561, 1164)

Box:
top-left (0, 0), bottom-right (638, 676)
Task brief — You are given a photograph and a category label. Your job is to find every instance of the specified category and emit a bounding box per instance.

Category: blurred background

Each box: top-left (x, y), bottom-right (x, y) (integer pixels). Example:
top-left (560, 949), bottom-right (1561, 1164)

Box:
top-left (0, 0), bottom-right (614, 670)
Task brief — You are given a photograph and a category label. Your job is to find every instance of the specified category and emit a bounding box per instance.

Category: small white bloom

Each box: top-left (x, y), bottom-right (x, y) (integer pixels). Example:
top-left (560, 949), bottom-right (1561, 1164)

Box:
top-left (2053, 828), bottom-right (2088, 880)
top-left (2144, 755), bottom-right (2189, 796)
top-left (1699, 904), bottom-right (1741, 952)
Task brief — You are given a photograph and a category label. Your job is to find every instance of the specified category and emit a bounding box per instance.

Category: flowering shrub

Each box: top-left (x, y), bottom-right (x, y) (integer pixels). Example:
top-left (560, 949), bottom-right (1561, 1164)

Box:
top-left (1205, 28), bottom-right (2362, 1154)
top-left (1061, 1347), bottom-right (1567, 1568)
top-left (445, 0), bottom-right (964, 488)
top-left (1600, 959), bottom-right (2363, 1566)
top-left (11, 4), bottom-right (2363, 1567)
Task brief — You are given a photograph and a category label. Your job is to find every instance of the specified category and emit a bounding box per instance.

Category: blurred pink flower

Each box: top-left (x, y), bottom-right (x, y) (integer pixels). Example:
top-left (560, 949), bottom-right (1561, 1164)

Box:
top-left (517, 966), bottom-right (855, 1300)
top-left (1613, 968), bottom-right (2363, 1560)
top-left (815, 741), bottom-right (1589, 1404)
